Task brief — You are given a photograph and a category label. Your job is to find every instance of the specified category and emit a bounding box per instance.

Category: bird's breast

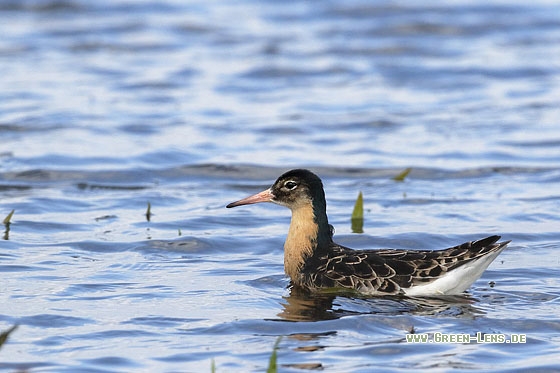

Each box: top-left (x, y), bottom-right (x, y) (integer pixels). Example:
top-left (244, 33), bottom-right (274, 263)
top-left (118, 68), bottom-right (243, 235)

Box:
top-left (284, 204), bottom-right (318, 282)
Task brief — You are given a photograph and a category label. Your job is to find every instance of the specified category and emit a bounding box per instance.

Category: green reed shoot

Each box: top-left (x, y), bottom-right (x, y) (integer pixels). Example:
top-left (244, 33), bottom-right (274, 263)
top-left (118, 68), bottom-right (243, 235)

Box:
top-left (267, 336), bottom-right (282, 373)
top-left (393, 167), bottom-right (412, 182)
top-left (210, 337), bottom-right (281, 372)
top-left (351, 191), bottom-right (364, 233)
top-left (3, 210), bottom-right (14, 240)
top-left (3, 209), bottom-right (14, 225)
top-left (0, 325), bottom-right (17, 351)
top-left (146, 202), bottom-right (152, 222)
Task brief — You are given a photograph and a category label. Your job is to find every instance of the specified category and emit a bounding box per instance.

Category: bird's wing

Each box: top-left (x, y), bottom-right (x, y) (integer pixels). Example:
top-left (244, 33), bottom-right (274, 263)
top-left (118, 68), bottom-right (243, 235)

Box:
top-left (313, 235), bottom-right (508, 295)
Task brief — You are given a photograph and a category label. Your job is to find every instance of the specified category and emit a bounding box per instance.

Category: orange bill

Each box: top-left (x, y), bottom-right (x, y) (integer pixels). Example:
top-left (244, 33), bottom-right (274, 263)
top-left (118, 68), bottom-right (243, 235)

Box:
top-left (226, 188), bottom-right (274, 208)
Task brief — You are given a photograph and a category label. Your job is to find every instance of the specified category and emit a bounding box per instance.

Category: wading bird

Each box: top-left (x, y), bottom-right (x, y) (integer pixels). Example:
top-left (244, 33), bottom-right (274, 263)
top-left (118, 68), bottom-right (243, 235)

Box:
top-left (227, 169), bottom-right (509, 296)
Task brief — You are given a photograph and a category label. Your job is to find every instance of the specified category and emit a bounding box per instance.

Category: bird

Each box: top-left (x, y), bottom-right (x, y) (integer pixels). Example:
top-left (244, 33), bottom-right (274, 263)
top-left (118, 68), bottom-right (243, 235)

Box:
top-left (226, 169), bottom-right (510, 296)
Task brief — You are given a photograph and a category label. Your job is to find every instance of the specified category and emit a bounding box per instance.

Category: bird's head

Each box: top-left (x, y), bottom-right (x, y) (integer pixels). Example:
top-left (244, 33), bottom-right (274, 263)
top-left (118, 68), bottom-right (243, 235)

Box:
top-left (226, 169), bottom-right (325, 211)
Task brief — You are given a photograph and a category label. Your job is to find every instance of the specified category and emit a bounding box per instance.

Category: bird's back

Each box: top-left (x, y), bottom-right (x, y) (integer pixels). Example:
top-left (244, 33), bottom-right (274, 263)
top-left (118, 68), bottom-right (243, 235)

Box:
top-left (301, 235), bottom-right (510, 296)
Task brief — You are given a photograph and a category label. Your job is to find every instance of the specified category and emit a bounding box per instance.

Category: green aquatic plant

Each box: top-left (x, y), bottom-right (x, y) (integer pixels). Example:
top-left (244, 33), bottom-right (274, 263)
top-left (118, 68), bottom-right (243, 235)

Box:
top-left (393, 167), bottom-right (412, 182)
top-left (267, 336), bottom-right (282, 373)
top-left (146, 202), bottom-right (152, 222)
top-left (351, 191), bottom-right (364, 233)
top-left (0, 325), bottom-right (17, 351)
top-left (210, 337), bottom-right (281, 372)
top-left (3, 209), bottom-right (14, 240)
top-left (2, 209), bottom-right (14, 225)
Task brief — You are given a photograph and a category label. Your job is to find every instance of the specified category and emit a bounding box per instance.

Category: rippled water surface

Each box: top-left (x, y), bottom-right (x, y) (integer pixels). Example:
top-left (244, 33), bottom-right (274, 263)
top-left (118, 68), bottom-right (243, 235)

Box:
top-left (1, 0), bottom-right (560, 372)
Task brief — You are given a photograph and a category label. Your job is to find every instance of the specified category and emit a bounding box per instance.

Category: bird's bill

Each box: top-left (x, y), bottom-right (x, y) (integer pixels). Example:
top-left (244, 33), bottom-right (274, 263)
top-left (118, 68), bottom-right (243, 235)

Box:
top-left (226, 188), bottom-right (274, 208)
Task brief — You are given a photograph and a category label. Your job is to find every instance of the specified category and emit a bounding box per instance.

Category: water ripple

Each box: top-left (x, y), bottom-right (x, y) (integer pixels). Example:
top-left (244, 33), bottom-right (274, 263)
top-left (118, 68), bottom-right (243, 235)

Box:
top-left (1, 0), bottom-right (559, 371)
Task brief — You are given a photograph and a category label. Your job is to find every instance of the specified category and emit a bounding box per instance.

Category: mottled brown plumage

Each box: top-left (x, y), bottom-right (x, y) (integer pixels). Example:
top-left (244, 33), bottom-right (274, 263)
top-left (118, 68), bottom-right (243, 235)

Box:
top-left (227, 169), bottom-right (510, 296)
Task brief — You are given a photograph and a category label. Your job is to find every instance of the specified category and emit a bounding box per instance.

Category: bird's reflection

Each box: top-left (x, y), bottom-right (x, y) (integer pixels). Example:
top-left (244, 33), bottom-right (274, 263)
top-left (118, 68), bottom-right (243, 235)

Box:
top-left (278, 284), bottom-right (483, 322)
top-left (278, 285), bottom-right (338, 321)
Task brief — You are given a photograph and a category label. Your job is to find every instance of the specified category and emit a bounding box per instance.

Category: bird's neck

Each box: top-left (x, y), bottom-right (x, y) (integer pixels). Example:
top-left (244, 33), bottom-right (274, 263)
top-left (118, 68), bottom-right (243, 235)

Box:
top-left (283, 200), bottom-right (331, 282)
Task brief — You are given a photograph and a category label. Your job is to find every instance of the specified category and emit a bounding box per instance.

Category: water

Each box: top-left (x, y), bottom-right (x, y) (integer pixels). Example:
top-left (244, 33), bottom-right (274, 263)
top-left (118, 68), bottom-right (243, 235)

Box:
top-left (1, 0), bottom-right (560, 371)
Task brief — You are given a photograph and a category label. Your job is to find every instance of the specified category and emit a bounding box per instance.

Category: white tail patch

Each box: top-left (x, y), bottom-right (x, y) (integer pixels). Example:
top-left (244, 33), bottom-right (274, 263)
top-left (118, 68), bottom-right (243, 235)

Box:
top-left (403, 247), bottom-right (506, 296)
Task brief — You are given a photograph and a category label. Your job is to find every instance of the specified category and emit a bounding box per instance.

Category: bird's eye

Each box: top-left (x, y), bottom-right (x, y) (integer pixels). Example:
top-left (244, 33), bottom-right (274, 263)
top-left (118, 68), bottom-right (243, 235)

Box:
top-left (284, 180), bottom-right (298, 190)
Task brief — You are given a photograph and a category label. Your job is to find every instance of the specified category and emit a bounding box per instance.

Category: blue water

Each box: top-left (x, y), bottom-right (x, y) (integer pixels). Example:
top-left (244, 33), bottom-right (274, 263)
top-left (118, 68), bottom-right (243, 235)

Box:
top-left (1, 0), bottom-right (560, 371)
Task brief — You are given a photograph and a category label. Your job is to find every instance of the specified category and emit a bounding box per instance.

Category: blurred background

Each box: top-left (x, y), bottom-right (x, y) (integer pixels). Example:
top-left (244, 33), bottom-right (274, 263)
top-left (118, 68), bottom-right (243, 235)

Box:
top-left (2, 0), bottom-right (559, 171)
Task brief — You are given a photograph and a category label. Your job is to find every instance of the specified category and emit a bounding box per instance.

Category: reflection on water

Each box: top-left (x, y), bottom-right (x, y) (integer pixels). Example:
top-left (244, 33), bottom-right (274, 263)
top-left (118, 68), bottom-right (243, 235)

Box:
top-left (278, 286), bottom-right (337, 321)
top-left (278, 285), bottom-right (482, 322)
